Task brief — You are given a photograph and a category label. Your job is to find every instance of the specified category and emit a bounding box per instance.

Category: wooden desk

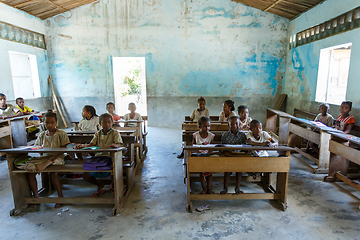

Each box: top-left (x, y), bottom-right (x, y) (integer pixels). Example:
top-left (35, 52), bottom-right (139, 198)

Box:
top-left (0, 120), bottom-right (12, 157)
top-left (182, 122), bottom-right (229, 131)
top-left (183, 145), bottom-right (293, 212)
top-left (265, 108), bottom-right (293, 145)
top-left (65, 130), bottom-right (136, 136)
top-left (0, 146), bottom-right (127, 216)
top-left (185, 116), bottom-right (219, 121)
top-left (324, 131), bottom-right (360, 184)
top-left (287, 117), bottom-right (335, 174)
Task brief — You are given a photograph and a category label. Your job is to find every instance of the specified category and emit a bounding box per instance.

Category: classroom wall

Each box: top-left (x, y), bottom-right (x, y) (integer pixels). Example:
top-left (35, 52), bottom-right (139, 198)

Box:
top-left (283, 0), bottom-right (360, 120)
top-left (0, 3), bottom-right (51, 110)
top-left (45, 0), bottom-right (289, 127)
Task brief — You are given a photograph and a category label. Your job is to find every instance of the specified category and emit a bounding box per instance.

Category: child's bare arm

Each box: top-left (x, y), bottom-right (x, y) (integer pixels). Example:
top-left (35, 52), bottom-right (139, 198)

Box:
top-left (248, 139), bottom-right (269, 146)
top-left (109, 143), bottom-right (122, 148)
top-left (344, 123), bottom-right (355, 134)
top-left (75, 143), bottom-right (95, 149)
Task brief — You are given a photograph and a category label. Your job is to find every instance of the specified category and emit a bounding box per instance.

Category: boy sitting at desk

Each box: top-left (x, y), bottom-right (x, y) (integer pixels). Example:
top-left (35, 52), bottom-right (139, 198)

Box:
top-left (16, 97), bottom-right (40, 138)
top-left (246, 119), bottom-right (277, 157)
top-left (220, 116), bottom-right (247, 194)
top-left (0, 93), bottom-right (23, 119)
top-left (76, 113), bottom-right (123, 197)
top-left (123, 102), bottom-right (143, 127)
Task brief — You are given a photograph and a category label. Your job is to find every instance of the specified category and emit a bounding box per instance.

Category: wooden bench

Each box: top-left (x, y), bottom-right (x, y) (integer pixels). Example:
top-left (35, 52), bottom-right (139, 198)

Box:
top-left (0, 146), bottom-right (127, 216)
top-left (265, 108), bottom-right (294, 145)
top-left (183, 145), bottom-right (293, 212)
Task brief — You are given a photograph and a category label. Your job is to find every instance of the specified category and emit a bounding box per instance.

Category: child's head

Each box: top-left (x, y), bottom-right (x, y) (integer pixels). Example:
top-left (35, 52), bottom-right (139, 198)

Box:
top-left (197, 97), bottom-right (206, 111)
top-left (319, 103), bottom-right (329, 115)
top-left (0, 93), bottom-right (6, 107)
top-left (99, 113), bottom-right (114, 131)
top-left (229, 116), bottom-right (240, 132)
top-left (16, 97), bottom-right (25, 108)
top-left (106, 102), bottom-right (116, 114)
top-left (340, 101), bottom-right (352, 115)
top-left (238, 105), bottom-right (249, 120)
top-left (128, 102), bottom-right (136, 112)
top-left (250, 119), bottom-right (262, 138)
top-left (198, 116), bottom-right (210, 133)
top-left (82, 105), bottom-right (97, 119)
top-left (44, 109), bottom-right (57, 131)
top-left (223, 100), bottom-right (235, 113)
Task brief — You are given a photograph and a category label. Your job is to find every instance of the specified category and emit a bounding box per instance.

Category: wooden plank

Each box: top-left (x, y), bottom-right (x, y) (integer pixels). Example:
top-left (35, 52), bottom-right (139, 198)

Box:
top-left (335, 172), bottom-right (360, 192)
top-left (182, 123), bottom-right (229, 131)
top-left (187, 156), bottom-right (290, 173)
top-left (0, 125), bottom-right (11, 138)
top-left (318, 131), bottom-right (331, 170)
top-left (24, 197), bottom-right (114, 204)
top-left (10, 118), bottom-right (27, 147)
top-left (12, 164), bottom-right (113, 173)
top-left (274, 94), bottom-right (287, 110)
top-left (266, 109), bottom-right (278, 134)
top-left (329, 140), bottom-right (360, 165)
top-left (293, 108), bottom-right (316, 119)
top-left (288, 123), bottom-right (320, 145)
top-left (279, 116), bottom-right (290, 145)
top-left (0, 147), bottom-right (125, 153)
top-left (48, 75), bottom-right (68, 128)
top-left (294, 147), bottom-right (319, 164)
top-left (190, 193), bottom-right (281, 200)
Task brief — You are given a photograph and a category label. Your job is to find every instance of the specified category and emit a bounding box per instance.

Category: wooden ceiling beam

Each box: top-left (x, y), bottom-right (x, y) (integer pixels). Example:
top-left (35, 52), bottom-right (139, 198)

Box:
top-left (45, 0), bottom-right (67, 11)
top-left (13, 0), bottom-right (37, 8)
top-left (263, 0), bottom-right (285, 12)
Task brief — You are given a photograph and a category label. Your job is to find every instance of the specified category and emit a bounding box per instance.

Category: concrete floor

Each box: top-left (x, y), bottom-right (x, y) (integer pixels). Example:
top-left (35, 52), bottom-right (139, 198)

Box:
top-left (1, 127), bottom-right (360, 239)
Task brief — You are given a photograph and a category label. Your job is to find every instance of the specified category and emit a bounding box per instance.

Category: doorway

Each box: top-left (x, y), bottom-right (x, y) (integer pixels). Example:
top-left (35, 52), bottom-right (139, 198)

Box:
top-left (112, 57), bottom-right (147, 116)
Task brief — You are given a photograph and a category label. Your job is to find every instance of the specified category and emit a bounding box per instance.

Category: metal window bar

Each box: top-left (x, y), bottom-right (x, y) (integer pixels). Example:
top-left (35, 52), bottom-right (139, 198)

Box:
top-left (290, 6), bottom-right (360, 49)
top-left (0, 21), bottom-right (46, 49)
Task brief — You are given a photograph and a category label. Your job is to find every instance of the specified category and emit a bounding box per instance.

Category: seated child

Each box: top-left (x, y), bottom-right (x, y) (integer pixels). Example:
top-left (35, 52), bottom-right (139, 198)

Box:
top-left (334, 101), bottom-right (355, 134)
top-left (220, 116), bottom-right (247, 194)
top-left (76, 113), bottom-right (123, 197)
top-left (219, 100), bottom-right (236, 122)
top-left (0, 93), bottom-right (22, 119)
top-left (123, 102), bottom-right (143, 127)
top-left (106, 102), bottom-right (120, 122)
top-left (79, 105), bottom-right (101, 131)
top-left (305, 103), bottom-right (334, 153)
top-left (193, 117), bottom-right (215, 194)
top-left (16, 97), bottom-right (40, 138)
top-left (246, 119), bottom-right (276, 157)
top-left (28, 110), bottom-right (70, 208)
top-left (314, 103), bottom-right (334, 127)
top-left (190, 97), bottom-right (209, 122)
top-left (238, 105), bottom-right (252, 130)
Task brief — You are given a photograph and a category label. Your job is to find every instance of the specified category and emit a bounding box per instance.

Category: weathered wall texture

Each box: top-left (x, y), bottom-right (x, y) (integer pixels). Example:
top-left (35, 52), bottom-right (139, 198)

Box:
top-left (45, 0), bottom-right (289, 126)
top-left (0, 3), bottom-right (51, 109)
top-left (284, 0), bottom-right (360, 120)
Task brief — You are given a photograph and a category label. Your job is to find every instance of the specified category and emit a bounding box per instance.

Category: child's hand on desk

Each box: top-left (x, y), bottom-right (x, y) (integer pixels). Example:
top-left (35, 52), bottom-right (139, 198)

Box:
top-left (263, 141), bottom-right (271, 146)
top-left (74, 144), bottom-right (85, 149)
top-left (269, 142), bottom-right (278, 148)
top-left (109, 143), bottom-right (121, 148)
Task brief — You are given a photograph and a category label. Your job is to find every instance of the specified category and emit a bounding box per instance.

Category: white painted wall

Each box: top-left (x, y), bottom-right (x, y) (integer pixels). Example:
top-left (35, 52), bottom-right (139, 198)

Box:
top-left (0, 2), bottom-right (50, 102)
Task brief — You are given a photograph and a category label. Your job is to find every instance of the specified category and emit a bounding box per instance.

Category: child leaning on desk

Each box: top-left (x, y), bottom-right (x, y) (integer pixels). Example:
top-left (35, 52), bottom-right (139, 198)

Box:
top-left (0, 93), bottom-right (23, 119)
top-left (220, 116), bottom-right (247, 195)
top-left (28, 110), bottom-right (70, 208)
top-left (76, 113), bottom-right (123, 197)
top-left (246, 119), bottom-right (277, 157)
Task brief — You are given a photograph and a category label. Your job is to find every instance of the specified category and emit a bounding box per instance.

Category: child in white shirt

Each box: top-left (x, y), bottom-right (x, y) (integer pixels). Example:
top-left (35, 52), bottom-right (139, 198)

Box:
top-left (238, 105), bottom-right (252, 130)
top-left (219, 100), bottom-right (236, 122)
top-left (78, 105), bottom-right (100, 131)
top-left (190, 97), bottom-right (209, 122)
top-left (246, 119), bottom-right (277, 157)
top-left (0, 93), bottom-right (22, 119)
top-left (123, 102), bottom-right (143, 127)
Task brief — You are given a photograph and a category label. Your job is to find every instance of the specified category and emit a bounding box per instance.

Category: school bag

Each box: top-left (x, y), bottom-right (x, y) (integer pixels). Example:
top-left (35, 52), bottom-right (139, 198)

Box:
top-left (83, 156), bottom-right (113, 171)
top-left (14, 154), bottom-right (55, 172)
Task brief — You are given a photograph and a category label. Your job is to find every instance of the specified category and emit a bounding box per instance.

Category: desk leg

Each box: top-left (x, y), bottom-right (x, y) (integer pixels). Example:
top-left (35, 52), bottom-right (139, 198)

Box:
top-left (7, 154), bottom-right (30, 216)
top-left (324, 152), bottom-right (348, 182)
top-left (316, 131), bottom-right (331, 174)
top-left (185, 150), bottom-right (193, 213)
top-left (279, 117), bottom-right (290, 145)
top-left (113, 151), bottom-right (124, 216)
top-left (276, 172), bottom-right (288, 211)
top-left (10, 118), bottom-right (27, 147)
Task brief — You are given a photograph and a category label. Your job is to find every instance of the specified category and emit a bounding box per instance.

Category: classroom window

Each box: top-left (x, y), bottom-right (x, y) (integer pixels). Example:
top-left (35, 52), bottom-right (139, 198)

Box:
top-left (315, 43), bottom-right (352, 105)
top-left (9, 51), bottom-right (41, 99)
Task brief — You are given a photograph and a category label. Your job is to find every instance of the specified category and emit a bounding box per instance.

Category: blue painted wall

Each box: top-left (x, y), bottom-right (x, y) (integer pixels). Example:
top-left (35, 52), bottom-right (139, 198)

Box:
top-left (45, 0), bottom-right (289, 126)
top-left (283, 0), bottom-right (360, 120)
